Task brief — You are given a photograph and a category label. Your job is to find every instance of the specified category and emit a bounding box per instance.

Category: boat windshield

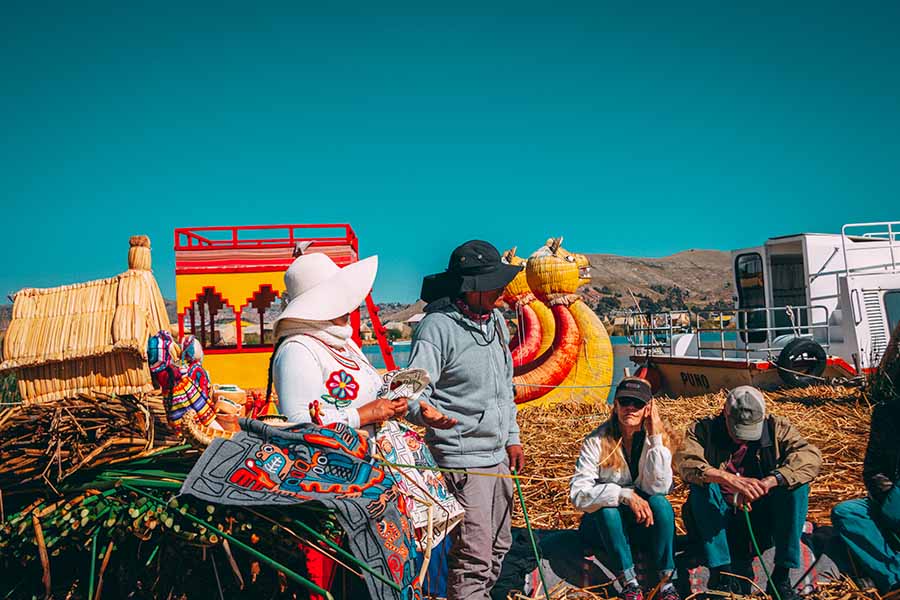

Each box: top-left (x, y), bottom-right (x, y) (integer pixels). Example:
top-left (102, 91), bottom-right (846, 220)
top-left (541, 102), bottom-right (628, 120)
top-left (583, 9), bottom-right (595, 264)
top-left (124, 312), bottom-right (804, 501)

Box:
top-left (735, 253), bottom-right (767, 343)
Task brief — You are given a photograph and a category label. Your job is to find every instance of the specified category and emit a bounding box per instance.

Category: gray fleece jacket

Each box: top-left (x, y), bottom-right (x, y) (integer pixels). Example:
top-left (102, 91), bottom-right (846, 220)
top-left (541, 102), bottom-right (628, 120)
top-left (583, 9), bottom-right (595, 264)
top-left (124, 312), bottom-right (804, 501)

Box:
top-left (405, 299), bottom-right (521, 469)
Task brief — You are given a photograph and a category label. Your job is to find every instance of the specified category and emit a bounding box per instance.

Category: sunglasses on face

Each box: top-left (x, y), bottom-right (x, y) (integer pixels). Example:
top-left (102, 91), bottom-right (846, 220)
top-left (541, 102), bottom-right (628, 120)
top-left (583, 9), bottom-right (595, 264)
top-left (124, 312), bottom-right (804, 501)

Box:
top-left (617, 397), bottom-right (648, 409)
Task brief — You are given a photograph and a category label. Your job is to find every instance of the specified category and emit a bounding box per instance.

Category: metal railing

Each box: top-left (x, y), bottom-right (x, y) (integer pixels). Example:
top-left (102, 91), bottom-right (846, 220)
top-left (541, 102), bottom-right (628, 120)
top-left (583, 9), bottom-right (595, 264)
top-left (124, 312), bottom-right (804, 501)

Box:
top-left (623, 305), bottom-right (832, 364)
top-left (841, 221), bottom-right (900, 277)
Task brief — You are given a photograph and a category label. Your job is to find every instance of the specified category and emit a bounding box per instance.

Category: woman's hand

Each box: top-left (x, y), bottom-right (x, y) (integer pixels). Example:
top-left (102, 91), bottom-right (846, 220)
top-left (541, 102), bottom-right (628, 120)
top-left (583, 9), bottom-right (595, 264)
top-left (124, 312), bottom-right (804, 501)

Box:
top-left (388, 397), bottom-right (409, 419)
top-left (623, 494), bottom-right (655, 527)
top-left (645, 400), bottom-right (664, 436)
top-left (357, 398), bottom-right (399, 426)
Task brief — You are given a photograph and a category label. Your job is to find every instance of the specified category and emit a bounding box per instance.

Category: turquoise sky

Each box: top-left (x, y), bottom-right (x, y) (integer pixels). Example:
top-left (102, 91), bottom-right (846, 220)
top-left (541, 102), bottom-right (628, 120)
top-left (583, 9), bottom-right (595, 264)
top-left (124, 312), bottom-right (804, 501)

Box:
top-left (2, 2), bottom-right (899, 302)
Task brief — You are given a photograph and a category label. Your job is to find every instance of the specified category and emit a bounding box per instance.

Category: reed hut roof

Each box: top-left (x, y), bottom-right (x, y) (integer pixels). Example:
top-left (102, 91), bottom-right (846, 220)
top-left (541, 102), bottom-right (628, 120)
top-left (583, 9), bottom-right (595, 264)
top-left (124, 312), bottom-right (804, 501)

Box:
top-left (0, 235), bottom-right (171, 372)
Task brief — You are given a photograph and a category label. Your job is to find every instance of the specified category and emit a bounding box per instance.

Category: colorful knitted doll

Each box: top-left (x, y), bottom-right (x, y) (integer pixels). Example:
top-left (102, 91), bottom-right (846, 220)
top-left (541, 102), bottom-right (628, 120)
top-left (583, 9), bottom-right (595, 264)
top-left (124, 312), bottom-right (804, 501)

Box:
top-left (148, 330), bottom-right (217, 433)
top-left (180, 335), bottom-right (211, 398)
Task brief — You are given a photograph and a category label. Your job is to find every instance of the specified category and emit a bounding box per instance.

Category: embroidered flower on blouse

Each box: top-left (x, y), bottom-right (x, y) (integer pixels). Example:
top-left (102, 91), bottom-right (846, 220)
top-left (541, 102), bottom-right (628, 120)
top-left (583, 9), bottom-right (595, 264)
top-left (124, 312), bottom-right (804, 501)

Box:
top-left (323, 370), bottom-right (359, 408)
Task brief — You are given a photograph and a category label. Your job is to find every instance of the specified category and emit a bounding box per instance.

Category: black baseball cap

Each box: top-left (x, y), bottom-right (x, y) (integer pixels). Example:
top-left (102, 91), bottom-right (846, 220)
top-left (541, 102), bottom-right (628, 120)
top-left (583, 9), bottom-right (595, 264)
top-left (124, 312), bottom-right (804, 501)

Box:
top-left (615, 376), bottom-right (652, 404)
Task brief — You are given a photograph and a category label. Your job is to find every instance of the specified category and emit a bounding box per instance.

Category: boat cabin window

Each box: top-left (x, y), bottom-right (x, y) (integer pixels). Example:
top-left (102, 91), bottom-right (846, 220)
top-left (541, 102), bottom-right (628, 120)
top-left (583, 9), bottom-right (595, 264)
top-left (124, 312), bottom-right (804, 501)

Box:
top-left (886, 290), bottom-right (900, 337)
top-left (239, 285), bottom-right (280, 348)
top-left (735, 253), bottom-right (767, 343)
top-left (185, 287), bottom-right (238, 350)
top-left (770, 254), bottom-right (808, 336)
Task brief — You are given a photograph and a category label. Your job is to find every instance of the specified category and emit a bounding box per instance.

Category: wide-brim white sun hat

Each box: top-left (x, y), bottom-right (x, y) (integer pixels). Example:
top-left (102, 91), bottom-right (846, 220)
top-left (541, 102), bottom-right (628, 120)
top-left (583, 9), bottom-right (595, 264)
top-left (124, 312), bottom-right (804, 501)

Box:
top-left (273, 253), bottom-right (378, 323)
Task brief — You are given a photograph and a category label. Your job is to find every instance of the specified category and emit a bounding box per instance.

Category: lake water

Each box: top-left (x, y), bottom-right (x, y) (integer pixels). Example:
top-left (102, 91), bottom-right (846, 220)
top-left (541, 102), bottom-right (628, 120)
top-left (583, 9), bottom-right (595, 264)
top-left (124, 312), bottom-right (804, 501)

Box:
top-left (363, 336), bottom-right (638, 403)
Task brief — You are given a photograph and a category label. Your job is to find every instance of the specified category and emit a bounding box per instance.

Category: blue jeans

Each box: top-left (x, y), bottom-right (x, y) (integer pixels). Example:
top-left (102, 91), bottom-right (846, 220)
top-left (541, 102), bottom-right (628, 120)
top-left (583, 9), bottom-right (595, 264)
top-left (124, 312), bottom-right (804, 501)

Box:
top-left (832, 488), bottom-right (900, 593)
top-left (685, 483), bottom-right (809, 569)
top-left (581, 493), bottom-right (676, 582)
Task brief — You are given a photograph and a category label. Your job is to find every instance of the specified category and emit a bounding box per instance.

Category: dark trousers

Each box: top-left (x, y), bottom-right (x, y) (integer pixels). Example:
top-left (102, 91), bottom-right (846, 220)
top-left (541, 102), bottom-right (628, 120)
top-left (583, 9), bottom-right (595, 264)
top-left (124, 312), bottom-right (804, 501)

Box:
top-left (581, 493), bottom-right (677, 583)
top-left (685, 483), bottom-right (809, 569)
top-left (832, 487), bottom-right (900, 593)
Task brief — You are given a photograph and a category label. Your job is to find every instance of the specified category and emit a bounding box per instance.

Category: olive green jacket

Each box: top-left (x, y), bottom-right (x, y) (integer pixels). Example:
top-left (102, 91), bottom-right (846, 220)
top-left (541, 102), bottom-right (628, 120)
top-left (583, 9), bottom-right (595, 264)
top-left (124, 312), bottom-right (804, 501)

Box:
top-left (676, 414), bottom-right (822, 489)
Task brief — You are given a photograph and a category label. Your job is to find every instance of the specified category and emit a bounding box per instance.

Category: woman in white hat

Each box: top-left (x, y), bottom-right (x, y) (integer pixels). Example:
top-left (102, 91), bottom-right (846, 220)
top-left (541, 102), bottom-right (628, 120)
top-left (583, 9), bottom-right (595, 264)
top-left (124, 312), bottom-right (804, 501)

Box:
top-left (268, 252), bottom-right (407, 431)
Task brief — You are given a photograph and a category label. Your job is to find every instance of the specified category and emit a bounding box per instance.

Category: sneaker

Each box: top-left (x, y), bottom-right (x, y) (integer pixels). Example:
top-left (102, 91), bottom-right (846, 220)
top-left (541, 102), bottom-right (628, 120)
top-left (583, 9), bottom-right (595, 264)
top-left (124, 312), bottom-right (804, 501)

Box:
top-left (658, 584), bottom-right (681, 600)
top-left (623, 581), bottom-right (644, 600)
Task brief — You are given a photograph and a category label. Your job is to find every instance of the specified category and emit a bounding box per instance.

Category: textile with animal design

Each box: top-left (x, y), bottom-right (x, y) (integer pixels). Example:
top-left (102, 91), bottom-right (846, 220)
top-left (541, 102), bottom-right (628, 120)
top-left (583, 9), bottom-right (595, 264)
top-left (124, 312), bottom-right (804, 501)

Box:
top-left (181, 418), bottom-right (420, 600)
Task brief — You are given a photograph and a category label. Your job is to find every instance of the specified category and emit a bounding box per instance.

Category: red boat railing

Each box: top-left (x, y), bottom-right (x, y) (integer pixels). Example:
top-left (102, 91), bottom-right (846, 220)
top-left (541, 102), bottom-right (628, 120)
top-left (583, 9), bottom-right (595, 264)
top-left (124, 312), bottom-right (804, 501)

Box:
top-left (175, 224), bottom-right (358, 252)
top-left (174, 223), bottom-right (396, 371)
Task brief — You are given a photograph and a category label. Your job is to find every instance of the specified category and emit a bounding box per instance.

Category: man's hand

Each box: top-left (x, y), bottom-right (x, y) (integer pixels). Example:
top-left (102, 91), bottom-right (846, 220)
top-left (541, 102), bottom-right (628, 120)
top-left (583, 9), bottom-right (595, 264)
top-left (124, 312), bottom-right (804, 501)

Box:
top-left (722, 473), bottom-right (769, 507)
top-left (419, 401), bottom-right (458, 429)
top-left (507, 445), bottom-right (525, 473)
top-left (623, 494), bottom-right (654, 527)
top-left (760, 475), bottom-right (779, 494)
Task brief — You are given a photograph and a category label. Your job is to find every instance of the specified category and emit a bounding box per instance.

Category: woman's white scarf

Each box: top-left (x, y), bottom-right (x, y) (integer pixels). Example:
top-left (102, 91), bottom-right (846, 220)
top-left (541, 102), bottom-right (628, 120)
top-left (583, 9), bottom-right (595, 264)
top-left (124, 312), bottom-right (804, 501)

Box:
top-left (275, 318), bottom-right (353, 349)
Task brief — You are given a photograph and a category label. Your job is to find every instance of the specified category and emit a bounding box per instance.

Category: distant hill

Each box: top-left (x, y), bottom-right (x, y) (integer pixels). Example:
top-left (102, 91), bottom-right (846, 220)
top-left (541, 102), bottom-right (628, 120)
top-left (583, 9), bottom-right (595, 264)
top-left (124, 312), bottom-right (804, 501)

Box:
top-left (0, 304), bottom-right (10, 332)
top-left (583, 249), bottom-right (733, 314)
top-left (165, 299), bottom-right (178, 324)
top-left (364, 301), bottom-right (427, 325)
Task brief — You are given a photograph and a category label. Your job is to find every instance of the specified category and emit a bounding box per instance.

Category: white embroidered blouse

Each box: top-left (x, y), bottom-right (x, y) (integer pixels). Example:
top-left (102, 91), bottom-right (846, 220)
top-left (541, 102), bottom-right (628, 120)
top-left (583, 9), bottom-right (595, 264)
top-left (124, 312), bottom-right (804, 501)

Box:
top-left (273, 334), bottom-right (383, 431)
top-left (569, 421), bottom-right (673, 512)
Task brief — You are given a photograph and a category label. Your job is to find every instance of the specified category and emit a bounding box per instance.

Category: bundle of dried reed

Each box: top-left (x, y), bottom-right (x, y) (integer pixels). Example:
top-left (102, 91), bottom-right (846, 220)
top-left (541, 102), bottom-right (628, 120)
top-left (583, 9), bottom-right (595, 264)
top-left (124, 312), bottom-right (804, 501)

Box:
top-left (0, 391), bottom-right (185, 493)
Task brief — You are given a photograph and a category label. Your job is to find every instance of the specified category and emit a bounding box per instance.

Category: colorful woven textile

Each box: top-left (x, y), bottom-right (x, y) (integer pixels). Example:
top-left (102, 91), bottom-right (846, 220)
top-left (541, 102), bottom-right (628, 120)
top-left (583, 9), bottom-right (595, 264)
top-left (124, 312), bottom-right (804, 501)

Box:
top-left (375, 420), bottom-right (464, 549)
top-left (147, 330), bottom-right (216, 432)
top-left (181, 418), bottom-right (421, 600)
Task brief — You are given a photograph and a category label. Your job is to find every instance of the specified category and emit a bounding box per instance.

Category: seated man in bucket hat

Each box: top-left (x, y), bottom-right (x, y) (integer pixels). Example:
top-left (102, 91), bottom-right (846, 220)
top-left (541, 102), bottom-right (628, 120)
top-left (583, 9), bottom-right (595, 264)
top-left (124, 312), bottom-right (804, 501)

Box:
top-left (675, 386), bottom-right (821, 600)
top-left (405, 240), bottom-right (525, 600)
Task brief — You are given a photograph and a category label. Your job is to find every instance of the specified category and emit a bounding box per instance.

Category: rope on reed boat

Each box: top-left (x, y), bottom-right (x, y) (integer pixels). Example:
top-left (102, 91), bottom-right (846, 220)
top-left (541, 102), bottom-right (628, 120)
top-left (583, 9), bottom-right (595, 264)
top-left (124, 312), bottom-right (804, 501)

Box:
top-left (376, 459), bottom-right (571, 482)
top-left (515, 382), bottom-right (614, 389)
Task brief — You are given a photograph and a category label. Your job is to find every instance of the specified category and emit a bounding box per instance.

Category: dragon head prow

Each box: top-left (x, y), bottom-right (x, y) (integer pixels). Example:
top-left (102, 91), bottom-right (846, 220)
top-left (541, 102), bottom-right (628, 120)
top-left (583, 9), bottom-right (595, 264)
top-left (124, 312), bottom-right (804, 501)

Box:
top-left (526, 236), bottom-right (591, 295)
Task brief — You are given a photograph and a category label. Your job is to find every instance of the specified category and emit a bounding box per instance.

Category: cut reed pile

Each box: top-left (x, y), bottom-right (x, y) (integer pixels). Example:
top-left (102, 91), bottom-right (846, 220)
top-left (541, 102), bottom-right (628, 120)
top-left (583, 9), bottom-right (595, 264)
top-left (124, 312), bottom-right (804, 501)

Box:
top-left (505, 578), bottom-right (890, 600)
top-left (0, 390), bottom-right (345, 599)
top-left (513, 385), bottom-right (871, 530)
top-left (0, 391), bottom-right (185, 493)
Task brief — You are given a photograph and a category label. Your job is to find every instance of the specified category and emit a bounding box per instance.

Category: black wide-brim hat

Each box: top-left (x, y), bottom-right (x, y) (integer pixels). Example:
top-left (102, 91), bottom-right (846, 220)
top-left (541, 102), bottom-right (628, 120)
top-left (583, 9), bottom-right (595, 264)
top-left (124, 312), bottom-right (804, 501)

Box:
top-left (420, 240), bottom-right (523, 303)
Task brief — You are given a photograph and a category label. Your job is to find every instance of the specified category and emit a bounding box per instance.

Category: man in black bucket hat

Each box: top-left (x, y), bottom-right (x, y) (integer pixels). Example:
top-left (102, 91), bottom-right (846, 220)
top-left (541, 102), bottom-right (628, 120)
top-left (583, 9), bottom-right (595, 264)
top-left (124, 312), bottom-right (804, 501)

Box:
top-left (420, 239), bottom-right (524, 304)
top-left (406, 240), bottom-right (524, 600)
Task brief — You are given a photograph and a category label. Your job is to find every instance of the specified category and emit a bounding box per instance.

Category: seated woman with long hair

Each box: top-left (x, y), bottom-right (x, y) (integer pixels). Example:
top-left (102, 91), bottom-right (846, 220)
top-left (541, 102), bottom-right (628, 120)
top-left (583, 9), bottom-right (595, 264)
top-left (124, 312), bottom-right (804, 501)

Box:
top-left (569, 377), bottom-right (680, 600)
